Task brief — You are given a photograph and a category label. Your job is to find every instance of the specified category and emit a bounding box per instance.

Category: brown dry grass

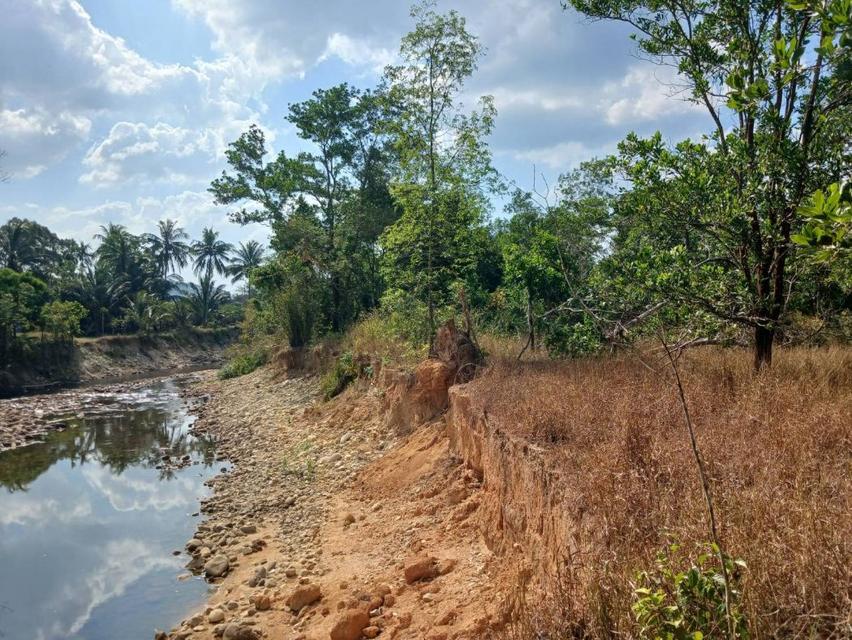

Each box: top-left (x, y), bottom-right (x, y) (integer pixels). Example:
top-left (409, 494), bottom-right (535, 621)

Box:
top-left (474, 345), bottom-right (851, 639)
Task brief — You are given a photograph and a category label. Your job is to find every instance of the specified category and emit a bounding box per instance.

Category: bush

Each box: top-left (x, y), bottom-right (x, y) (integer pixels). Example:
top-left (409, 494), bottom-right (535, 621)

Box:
top-left (633, 542), bottom-right (748, 640)
top-left (320, 352), bottom-right (365, 400)
top-left (218, 349), bottom-right (268, 380)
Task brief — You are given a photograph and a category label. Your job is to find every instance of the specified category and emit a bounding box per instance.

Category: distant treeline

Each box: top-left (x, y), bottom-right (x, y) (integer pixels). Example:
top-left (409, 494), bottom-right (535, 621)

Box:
top-left (0, 217), bottom-right (259, 365)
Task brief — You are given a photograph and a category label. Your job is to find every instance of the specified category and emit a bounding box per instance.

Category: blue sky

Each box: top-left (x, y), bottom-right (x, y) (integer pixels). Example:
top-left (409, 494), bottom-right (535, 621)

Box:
top-left (0, 0), bottom-right (709, 251)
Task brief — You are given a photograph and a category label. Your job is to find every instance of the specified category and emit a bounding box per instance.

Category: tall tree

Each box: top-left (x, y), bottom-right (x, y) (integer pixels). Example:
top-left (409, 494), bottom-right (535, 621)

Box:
top-left (566, 0), bottom-right (852, 368)
top-left (381, 0), bottom-right (498, 336)
top-left (191, 227), bottom-right (233, 277)
top-left (145, 220), bottom-right (190, 277)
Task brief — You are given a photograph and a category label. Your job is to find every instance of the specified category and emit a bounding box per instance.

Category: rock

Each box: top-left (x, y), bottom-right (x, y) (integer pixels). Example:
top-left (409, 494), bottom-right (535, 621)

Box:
top-left (342, 513), bottom-right (356, 527)
top-left (240, 524), bottom-right (257, 534)
top-left (186, 538), bottom-right (203, 551)
top-left (286, 583), bottom-right (322, 612)
top-left (222, 623), bottom-right (258, 640)
top-left (363, 626), bottom-right (380, 639)
top-left (329, 609), bottom-right (370, 640)
top-left (254, 595), bottom-right (271, 611)
top-left (204, 554), bottom-right (230, 578)
top-left (404, 554), bottom-right (438, 583)
top-left (208, 609), bottom-right (226, 624)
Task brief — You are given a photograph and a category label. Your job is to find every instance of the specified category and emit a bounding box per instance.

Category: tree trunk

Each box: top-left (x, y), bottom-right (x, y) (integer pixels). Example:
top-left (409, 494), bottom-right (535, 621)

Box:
top-left (753, 325), bottom-right (774, 371)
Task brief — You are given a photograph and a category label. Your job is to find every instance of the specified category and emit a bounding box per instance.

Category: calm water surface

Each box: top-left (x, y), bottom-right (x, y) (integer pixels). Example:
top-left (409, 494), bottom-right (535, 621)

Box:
top-left (0, 379), bottom-right (220, 640)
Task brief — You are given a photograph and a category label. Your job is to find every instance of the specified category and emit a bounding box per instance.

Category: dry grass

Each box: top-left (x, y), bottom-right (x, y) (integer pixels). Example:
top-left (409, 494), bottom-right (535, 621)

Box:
top-left (474, 345), bottom-right (852, 639)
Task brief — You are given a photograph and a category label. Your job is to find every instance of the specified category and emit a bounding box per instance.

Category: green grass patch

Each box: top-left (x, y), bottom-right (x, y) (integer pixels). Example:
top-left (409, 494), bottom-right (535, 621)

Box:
top-left (218, 349), bottom-right (268, 380)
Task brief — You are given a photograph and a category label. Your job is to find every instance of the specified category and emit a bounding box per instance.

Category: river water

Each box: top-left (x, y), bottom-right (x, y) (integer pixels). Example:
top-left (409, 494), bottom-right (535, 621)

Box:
top-left (0, 378), bottom-right (220, 640)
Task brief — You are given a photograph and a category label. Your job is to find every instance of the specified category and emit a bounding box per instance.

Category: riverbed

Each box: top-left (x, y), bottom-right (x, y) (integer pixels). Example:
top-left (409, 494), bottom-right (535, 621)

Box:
top-left (0, 377), bottom-right (221, 640)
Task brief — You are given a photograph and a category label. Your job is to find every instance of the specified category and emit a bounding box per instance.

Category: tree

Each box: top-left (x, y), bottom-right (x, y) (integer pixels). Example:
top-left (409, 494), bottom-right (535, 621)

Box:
top-left (382, 1), bottom-right (498, 337)
top-left (40, 300), bottom-right (87, 341)
top-left (0, 269), bottom-right (48, 364)
top-left (145, 219), bottom-right (190, 277)
top-left (227, 240), bottom-right (265, 296)
top-left (565, 0), bottom-right (852, 369)
top-left (191, 227), bottom-right (233, 277)
top-left (0, 218), bottom-right (76, 281)
top-left (188, 271), bottom-right (229, 325)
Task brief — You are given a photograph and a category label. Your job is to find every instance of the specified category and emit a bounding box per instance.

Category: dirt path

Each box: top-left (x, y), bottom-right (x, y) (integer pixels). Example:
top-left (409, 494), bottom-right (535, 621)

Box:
top-left (167, 366), bottom-right (512, 640)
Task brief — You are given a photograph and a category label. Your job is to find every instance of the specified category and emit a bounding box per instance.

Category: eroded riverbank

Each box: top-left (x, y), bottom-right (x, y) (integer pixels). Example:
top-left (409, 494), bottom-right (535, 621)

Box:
top-left (164, 365), bottom-right (508, 640)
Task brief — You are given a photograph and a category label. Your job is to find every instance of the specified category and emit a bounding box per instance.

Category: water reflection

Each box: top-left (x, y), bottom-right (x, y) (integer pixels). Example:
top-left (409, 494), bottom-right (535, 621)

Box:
top-left (0, 379), bottom-right (219, 640)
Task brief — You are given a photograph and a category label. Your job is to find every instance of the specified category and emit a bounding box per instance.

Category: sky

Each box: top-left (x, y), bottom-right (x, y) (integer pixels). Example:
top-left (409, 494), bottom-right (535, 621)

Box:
top-left (0, 0), bottom-right (710, 253)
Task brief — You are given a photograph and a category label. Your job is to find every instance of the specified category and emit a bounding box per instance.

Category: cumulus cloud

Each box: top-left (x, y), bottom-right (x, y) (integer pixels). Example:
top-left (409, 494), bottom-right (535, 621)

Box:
top-left (0, 107), bottom-right (91, 178)
top-left (80, 122), bottom-right (218, 186)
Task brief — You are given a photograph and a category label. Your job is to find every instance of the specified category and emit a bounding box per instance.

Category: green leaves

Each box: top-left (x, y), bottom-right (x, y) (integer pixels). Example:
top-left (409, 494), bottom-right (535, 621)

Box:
top-left (632, 542), bottom-right (750, 640)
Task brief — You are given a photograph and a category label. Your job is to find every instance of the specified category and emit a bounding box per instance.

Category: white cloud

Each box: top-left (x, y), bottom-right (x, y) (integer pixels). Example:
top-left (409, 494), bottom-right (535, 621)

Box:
top-left (512, 140), bottom-right (616, 171)
top-left (321, 33), bottom-right (395, 72)
top-left (600, 65), bottom-right (702, 126)
top-left (0, 108), bottom-right (91, 178)
top-left (80, 122), bottom-right (218, 187)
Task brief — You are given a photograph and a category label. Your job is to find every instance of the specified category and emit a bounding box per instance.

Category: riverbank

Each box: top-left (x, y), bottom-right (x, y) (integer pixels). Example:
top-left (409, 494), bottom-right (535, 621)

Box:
top-left (0, 327), bottom-right (237, 397)
top-left (164, 364), bottom-right (512, 640)
top-left (162, 345), bottom-right (850, 640)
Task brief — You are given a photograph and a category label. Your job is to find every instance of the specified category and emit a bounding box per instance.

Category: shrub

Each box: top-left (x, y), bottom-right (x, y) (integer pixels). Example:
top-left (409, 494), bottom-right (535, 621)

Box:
top-left (320, 352), bottom-right (365, 400)
top-left (633, 542), bottom-right (748, 640)
top-left (218, 349), bottom-right (267, 380)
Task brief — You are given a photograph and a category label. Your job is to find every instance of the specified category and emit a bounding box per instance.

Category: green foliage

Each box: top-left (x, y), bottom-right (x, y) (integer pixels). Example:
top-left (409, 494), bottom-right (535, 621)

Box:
top-left (320, 352), bottom-right (361, 400)
top-left (633, 543), bottom-right (749, 640)
top-left (40, 300), bottom-right (87, 341)
top-left (218, 349), bottom-right (268, 380)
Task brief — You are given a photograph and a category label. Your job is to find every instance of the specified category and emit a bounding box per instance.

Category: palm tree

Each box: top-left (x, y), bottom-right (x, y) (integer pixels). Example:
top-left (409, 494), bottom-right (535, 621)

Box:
top-left (227, 240), bottom-right (265, 297)
top-left (145, 219), bottom-right (190, 277)
top-left (188, 271), bottom-right (229, 325)
top-left (70, 265), bottom-right (127, 335)
top-left (95, 223), bottom-right (141, 281)
top-left (191, 228), bottom-right (232, 277)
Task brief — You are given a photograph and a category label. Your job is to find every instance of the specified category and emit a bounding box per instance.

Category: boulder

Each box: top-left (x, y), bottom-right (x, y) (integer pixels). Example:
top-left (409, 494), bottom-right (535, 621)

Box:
top-left (204, 554), bottom-right (230, 579)
top-left (329, 609), bottom-right (370, 640)
top-left (286, 583), bottom-right (322, 612)
top-left (404, 554), bottom-right (438, 583)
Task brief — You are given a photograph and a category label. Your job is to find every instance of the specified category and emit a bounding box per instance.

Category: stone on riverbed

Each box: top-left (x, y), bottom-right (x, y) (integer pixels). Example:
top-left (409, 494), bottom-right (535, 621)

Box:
top-left (204, 554), bottom-right (230, 578)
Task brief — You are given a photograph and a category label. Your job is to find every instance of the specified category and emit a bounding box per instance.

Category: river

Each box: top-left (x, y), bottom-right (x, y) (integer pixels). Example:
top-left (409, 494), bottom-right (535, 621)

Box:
top-left (0, 377), bottom-right (220, 640)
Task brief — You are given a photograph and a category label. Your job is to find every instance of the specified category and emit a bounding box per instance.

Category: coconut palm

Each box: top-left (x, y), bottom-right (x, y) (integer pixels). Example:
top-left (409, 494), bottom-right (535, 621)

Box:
top-left (227, 240), bottom-right (265, 297)
top-left (145, 219), bottom-right (190, 277)
top-left (188, 271), bottom-right (229, 325)
top-left (95, 223), bottom-right (143, 285)
top-left (191, 227), bottom-right (233, 277)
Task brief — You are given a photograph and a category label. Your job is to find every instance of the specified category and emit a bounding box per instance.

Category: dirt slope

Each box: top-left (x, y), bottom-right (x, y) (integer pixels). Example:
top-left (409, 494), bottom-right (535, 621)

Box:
top-left (168, 366), bottom-right (516, 640)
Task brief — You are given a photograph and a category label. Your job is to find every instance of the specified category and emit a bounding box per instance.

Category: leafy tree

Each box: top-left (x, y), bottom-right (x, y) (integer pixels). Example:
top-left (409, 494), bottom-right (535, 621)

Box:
top-left (40, 300), bottom-right (87, 341)
top-left (191, 227), bottom-right (233, 277)
top-left (227, 240), bottom-right (265, 296)
top-left (565, 0), bottom-right (852, 368)
top-left (381, 1), bottom-right (498, 337)
top-left (0, 217), bottom-right (76, 281)
top-left (0, 269), bottom-right (48, 364)
top-left (145, 219), bottom-right (190, 277)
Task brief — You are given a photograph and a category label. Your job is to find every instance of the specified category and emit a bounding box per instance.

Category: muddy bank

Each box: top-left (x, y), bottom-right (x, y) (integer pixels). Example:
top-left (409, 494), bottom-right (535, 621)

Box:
top-left (0, 327), bottom-right (236, 397)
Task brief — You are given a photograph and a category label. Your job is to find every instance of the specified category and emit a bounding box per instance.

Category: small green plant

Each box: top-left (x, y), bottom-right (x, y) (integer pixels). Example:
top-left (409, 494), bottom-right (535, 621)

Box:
top-left (320, 352), bottom-right (360, 400)
top-left (218, 349), bottom-right (267, 379)
top-left (632, 543), bottom-right (748, 640)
